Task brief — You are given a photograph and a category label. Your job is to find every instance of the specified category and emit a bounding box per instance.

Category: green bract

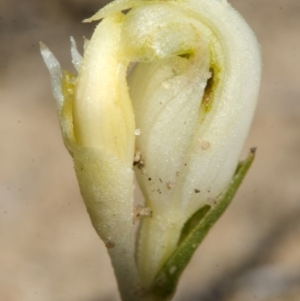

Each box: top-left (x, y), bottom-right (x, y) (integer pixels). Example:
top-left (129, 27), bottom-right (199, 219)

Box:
top-left (41, 0), bottom-right (261, 300)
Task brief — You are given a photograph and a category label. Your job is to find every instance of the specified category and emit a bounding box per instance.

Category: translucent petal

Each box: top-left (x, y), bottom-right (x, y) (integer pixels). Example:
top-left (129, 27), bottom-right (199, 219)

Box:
top-left (40, 42), bottom-right (63, 111)
top-left (70, 36), bottom-right (82, 72)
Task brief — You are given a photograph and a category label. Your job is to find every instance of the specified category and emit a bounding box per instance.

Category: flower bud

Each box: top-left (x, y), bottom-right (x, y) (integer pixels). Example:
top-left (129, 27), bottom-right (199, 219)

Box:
top-left (41, 0), bottom-right (261, 299)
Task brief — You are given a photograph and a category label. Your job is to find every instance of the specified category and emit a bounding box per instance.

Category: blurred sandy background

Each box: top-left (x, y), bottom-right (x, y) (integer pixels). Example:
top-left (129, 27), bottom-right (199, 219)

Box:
top-left (0, 0), bottom-right (300, 300)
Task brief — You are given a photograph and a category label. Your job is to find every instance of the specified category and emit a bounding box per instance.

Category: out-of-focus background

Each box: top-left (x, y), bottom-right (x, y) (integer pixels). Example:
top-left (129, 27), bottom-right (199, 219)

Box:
top-left (1, 0), bottom-right (300, 300)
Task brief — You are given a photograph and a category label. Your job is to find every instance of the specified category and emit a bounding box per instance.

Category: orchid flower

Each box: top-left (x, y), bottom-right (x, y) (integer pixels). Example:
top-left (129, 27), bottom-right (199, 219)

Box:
top-left (41, 0), bottom-right (261, 300)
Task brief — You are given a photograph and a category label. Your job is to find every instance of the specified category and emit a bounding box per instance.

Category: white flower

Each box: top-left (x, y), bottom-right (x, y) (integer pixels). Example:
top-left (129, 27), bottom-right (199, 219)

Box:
top-left (122, 0), bottom-right (261, 286)
top-left (41, 0), bottom-right (261, 299)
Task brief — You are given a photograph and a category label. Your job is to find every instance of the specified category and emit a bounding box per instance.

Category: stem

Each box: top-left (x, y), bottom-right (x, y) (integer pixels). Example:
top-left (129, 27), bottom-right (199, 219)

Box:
top-left (137, 213), bottom-right (186, 289)
top-left (108, 245), bottom-right (141, 301)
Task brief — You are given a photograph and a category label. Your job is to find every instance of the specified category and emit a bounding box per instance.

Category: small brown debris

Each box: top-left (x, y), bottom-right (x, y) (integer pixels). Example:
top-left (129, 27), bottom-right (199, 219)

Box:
top-left (133, 151), bottom-right (146, 172)
top-left (133, 151), bottom-right (141, 163)
top-left (250, 147), bottom-right (257, 154)
top-left (206, 197), bottom-right (217, 206)
top-left (166, 181), bottom-right (175, 190)
top-left (105, 241), bottom-right (115, 249)
top-left (199, 140), bottom-right (211, 150)
top-left (133, 205), bottom-right (153, 224)
top-left (194, 189), bottom-right (200, 193)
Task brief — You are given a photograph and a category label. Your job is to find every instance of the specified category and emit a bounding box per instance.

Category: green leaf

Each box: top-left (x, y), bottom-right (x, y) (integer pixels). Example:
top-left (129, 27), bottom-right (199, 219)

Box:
top-left (177, 204), bottom-right (211, 246)
top-left (148, 148), bottom-right (256, 300)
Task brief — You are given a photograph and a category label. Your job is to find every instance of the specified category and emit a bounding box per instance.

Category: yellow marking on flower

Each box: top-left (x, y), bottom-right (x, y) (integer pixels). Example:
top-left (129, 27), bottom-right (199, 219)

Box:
top-left (61, 71), bottom-right (75, 119)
